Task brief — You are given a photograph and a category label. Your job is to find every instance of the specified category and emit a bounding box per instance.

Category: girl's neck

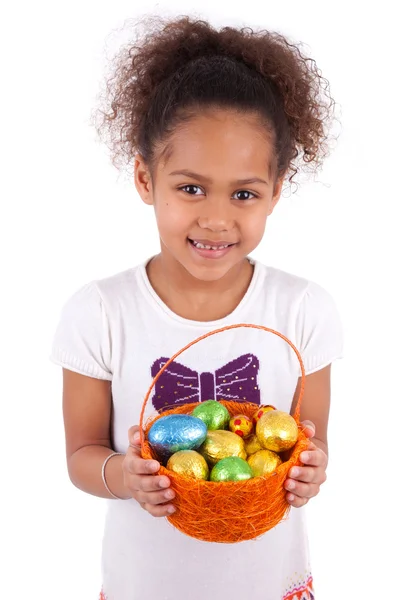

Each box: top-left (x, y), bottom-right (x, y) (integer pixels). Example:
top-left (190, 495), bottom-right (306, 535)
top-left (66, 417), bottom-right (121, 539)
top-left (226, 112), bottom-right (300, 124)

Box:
top-left (146, 253), bottom-right (254, 322)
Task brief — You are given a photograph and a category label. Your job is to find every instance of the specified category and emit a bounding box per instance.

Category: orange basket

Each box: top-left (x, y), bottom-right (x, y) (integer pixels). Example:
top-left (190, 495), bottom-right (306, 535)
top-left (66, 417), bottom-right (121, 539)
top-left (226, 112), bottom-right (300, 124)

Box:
top-left (140, 324), bottom-right (309, 543)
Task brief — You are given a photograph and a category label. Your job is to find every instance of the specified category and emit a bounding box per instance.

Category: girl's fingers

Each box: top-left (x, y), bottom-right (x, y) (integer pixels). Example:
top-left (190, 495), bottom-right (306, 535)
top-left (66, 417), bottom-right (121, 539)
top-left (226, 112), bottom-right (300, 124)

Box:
top-left (300, 449), bottom-right (327, 468)
top-left (287, 493), bottom-right (309, 508)
top-left (133, 474), bottom-right (171, 493)
top-left (134, 487), bottom-right (175, 506)
top-left (142, 502), bottom-right (176, 518)
top-left (289, 466), bottom-right (325, 484)
top-left (284, 479), bottom-right (320, 499)
top-left (126, 453), bottom-right (160, 475)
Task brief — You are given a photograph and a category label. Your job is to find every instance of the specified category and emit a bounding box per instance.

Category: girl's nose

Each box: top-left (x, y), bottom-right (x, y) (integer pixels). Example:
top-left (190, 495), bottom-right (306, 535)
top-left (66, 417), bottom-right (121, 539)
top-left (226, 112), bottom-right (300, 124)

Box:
top-left (197, 198), bottom-right (235, 232)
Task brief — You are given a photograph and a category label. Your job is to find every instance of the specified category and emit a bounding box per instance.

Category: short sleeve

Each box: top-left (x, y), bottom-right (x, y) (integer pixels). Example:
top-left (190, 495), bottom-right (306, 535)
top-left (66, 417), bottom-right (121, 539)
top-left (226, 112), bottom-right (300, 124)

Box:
top-left (295, 281), bottom-right (344, 375)
top-left (50, 281), bottom-right (112, 380)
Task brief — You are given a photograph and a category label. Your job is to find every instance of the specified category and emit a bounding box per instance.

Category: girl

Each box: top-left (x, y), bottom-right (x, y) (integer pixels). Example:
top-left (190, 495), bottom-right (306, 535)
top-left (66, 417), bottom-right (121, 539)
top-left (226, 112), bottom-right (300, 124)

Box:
top-left (51, 15), bottom-right (343, 600)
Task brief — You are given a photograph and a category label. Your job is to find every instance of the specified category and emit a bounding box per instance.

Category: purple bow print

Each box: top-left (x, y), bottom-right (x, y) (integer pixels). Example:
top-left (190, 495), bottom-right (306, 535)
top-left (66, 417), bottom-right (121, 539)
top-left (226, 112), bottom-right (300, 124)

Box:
top-left (151, 353), bottom-right (260, 412)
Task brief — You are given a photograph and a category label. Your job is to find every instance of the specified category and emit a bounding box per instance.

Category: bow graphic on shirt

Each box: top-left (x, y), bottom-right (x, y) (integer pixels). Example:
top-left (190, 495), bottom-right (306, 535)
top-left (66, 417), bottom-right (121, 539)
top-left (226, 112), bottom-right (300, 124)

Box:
top-left (151, 353), bottom-right (260, 412)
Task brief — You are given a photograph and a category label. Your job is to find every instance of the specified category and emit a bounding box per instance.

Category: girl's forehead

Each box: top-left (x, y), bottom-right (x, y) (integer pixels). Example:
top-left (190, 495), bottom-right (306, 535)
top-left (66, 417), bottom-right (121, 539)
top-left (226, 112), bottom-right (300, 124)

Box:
top-left (157, 110), bottom-right (274, 178)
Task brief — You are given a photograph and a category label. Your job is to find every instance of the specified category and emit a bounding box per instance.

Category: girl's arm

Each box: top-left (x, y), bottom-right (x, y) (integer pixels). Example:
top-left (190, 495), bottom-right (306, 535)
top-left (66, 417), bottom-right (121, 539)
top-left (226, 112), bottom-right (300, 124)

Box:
top-left (285, 365), bottom-right (331, 507)
top-left (290, 365), bottom-right (331, 456)
top-left (62, 369), bottom-right (131, 499)
top-left (62, 369), bottom-right (176, 514)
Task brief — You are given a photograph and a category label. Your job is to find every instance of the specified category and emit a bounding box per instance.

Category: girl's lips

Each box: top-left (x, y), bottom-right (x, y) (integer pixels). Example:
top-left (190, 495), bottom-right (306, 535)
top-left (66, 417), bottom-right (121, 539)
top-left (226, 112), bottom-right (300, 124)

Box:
top-left (189, 238), bottom-right (234, 248)
top-left (188, 238), bottom-right (236, 260)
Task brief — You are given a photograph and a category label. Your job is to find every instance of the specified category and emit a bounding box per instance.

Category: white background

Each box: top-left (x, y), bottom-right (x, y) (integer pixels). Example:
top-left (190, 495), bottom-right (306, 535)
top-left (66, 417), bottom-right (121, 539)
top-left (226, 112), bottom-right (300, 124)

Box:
top-left (1, 1), bottom-right (399, 598)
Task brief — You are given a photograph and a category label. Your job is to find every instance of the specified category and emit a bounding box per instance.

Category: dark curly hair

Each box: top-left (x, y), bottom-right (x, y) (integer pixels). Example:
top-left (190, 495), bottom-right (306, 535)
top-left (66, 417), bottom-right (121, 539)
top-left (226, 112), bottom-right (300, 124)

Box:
top-left (94, 15), bottom-right (337, 188)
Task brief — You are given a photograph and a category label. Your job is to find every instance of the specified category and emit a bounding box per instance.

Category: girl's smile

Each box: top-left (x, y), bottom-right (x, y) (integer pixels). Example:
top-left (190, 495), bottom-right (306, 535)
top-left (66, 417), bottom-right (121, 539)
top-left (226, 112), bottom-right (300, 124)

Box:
top-left (188, 237), bottom-right (237, 260)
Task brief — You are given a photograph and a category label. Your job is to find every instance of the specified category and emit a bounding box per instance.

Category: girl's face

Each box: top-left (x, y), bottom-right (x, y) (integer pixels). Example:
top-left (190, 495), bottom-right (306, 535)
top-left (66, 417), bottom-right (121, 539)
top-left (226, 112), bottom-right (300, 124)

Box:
top-left (135, 108), bottom-right (284, 282)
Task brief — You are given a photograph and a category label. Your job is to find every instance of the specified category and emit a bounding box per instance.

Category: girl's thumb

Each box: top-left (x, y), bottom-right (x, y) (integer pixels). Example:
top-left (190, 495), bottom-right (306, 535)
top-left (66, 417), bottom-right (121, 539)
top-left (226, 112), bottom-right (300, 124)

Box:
top-left (128, 426), bottom-right (142, 446)
top-left (301, 420), bottom-right (316, 438)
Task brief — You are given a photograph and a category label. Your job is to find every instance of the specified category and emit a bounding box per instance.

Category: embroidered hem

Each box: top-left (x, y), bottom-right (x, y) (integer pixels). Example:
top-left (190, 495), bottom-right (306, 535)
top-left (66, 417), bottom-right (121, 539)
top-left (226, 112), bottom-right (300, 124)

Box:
top-left (282, 575), bottom-right (314, 600)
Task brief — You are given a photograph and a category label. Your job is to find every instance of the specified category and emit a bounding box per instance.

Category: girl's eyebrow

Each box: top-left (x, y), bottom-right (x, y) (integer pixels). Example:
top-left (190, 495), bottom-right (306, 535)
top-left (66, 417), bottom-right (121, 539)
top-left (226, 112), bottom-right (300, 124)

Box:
top-left (168, 169), bottom-right (268, 186)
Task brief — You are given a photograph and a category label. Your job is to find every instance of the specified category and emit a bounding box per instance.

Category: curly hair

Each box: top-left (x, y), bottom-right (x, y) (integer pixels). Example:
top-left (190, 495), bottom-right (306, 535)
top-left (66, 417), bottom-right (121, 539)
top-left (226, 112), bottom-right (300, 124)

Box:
top-left (94, 15), bottom-right (337, 187)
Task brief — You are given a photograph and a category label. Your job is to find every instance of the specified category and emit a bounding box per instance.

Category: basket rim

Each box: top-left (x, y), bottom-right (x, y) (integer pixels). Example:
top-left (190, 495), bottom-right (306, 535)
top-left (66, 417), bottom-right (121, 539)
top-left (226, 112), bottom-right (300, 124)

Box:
top-left (139, 324), bottom-right (306, 449)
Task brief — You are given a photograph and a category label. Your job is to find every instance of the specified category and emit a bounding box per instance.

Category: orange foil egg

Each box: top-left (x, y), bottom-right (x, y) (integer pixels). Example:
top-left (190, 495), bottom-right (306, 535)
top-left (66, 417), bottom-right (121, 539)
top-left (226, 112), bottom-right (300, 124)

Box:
top-left (229, 414), bottom-right (253, 438)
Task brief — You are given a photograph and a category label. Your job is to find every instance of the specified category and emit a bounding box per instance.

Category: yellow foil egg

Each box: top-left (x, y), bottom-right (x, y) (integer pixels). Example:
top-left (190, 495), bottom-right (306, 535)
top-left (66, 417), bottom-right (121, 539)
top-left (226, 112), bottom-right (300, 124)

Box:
top-left (244, 434), bottom-right (263, 456)
top-left (252, 405), bottom-right (276, 426)
top-left (229, 414), bottom-right (253, 438)
top-left (200, 430), bottom-right (247, 466)
top-left (247, 449), bottom-right (282, 477)
top-left (256, 410), bottom-right (298, 452)
top-left (167, 450), bottom-right (209, 480)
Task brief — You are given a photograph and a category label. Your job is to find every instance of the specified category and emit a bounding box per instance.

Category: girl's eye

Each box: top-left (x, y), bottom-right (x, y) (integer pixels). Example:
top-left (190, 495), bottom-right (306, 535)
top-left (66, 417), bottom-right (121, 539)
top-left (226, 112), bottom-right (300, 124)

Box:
top-left (179, 186), bottom-right (257, 201)
top-left (180, 185), bottom-right (203, 196)
top-left (233, 190), bottom-right (256, 201)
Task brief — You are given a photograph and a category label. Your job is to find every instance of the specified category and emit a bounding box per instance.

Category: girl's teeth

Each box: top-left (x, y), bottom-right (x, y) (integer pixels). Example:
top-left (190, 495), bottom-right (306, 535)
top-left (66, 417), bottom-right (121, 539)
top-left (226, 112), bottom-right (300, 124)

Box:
top-left (193, 241), bottom-right (228, 250)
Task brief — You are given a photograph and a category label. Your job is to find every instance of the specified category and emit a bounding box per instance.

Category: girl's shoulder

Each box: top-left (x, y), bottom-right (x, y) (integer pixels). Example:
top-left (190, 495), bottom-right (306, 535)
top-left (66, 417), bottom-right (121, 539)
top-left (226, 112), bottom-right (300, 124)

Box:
top-left (254, 261), bottom-right (343, 372)
top-left (54, 262), bottom-right (145, 331)
top-left (254, 260), bottom-right (337, 309)
top-left (93, 262), bottom-right (144, 297)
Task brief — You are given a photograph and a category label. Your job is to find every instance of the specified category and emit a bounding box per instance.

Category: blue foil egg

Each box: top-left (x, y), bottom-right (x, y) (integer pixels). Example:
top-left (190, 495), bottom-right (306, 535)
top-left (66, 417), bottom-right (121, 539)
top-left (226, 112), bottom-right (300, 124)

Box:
top-left (148, 414), bottom-right (208, 462)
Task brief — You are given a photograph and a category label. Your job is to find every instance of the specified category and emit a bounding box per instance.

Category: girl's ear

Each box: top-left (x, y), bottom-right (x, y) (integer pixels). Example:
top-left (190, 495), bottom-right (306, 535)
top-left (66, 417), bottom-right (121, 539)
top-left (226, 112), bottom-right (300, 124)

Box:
top-left (134, 154), bottom-right (154, 206)
top-left (268, 175), bottom-right (285, 215)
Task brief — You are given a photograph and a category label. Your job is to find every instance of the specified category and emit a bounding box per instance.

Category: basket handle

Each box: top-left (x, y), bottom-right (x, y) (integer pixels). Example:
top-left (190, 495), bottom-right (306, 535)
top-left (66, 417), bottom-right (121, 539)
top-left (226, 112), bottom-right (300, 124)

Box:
top-left (139, 324), bottom-right (306, 446)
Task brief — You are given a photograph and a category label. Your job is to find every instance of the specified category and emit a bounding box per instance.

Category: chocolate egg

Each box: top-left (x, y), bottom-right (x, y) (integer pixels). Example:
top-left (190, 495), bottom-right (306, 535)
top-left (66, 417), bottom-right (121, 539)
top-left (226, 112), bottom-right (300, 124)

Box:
top-left (229, 414), bottom-right (253, 438)
top-left (167, 450), bottom-right (209, 480)
top-left (247, 449), bottom-right (282, 477)
top-left (200, 430), bottom-right (247, 466)
top-left (252, 405), bottom-right (277, 426)
top-left (192, 400), bottom-right (230, 430)
top-left (148, 414), bottom-right (207, 461)
top-left (210, 457), bottom-right (253, 482)
top-left (256, 410), bottom-right (298, 452)
top-left (244, 434), bottom-right (263, 456)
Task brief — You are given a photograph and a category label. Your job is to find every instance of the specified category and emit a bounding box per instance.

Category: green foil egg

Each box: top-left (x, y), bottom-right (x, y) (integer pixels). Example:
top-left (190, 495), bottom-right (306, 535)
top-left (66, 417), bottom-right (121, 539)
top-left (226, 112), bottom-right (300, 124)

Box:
top-left (192, 400), bottom-right (230, 430)
top-left (210, 456), bottom-right (254, 482)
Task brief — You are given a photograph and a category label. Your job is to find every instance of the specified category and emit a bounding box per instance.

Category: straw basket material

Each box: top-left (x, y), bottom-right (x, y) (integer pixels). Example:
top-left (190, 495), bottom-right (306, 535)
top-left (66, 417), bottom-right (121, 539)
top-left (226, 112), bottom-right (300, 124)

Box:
top-left (140, 324), bottom-right (309, 543)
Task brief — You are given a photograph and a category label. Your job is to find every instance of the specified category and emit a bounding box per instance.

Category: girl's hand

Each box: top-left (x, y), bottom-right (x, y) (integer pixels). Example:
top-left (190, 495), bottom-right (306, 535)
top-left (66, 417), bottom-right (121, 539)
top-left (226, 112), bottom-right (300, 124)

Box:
top-left (122, 425), bottom-right (176, 517)
top-left (284, 420), bottom-right (328, 508)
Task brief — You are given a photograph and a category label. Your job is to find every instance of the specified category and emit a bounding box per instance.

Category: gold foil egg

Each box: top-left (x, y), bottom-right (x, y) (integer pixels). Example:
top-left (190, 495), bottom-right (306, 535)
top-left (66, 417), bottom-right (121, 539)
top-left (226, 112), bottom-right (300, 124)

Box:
top-left (229, 414), bottom-right (253, 438)
top-left (167, 450), bottom-right (209, 480)
top-left (244, 434), bottom-right (263, 456)
top-left (200, 430), bottom-right (247, 466)
top-left (256, 410), bottom-right (298, 452)
top-left (252, 405), bottom-right (276, 425)
top-left (247, 449), bottom-right (282, 477)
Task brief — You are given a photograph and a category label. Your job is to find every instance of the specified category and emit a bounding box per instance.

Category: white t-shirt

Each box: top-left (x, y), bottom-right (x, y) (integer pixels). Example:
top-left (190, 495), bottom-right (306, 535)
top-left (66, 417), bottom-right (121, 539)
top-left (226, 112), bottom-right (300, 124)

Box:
top-left (50, 258), bottom-right (343, 600)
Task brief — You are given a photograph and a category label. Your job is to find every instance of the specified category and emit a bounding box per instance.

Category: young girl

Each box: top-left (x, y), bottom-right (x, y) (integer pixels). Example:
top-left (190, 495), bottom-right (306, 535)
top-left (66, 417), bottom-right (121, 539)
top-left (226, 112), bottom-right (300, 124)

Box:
top-left (51, 15), bottom-right (343, 600)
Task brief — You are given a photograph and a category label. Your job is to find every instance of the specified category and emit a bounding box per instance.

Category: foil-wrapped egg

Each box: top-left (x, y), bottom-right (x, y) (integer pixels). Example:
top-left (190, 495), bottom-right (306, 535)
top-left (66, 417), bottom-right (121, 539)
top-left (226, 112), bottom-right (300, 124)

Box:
top-left (252, 405), bottom-right (277, 426)
top-left (229, 414), bottom-right (253, 438)
top-left (167, 450), bottom-right (209, 480)
top-left (148, 414), bottom-right (207, 461)
top-left (247, 449), bottom-right (282, 477)
top-left (256, 410), bottom-right (298, 452)
top-left (192, 400), bottom-right (230, 430)
top-left (199, 430), bottom-right (247, 466)
top-left (244, 434), bottom-right (263, 456)
top-left (210, 456), bottom-right (253, 482)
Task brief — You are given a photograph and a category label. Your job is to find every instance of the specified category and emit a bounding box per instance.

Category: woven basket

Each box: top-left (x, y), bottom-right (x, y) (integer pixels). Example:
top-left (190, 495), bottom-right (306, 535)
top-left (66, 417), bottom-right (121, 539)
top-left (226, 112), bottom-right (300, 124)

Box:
top-left (140, 324), bottom-right (308, 543)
